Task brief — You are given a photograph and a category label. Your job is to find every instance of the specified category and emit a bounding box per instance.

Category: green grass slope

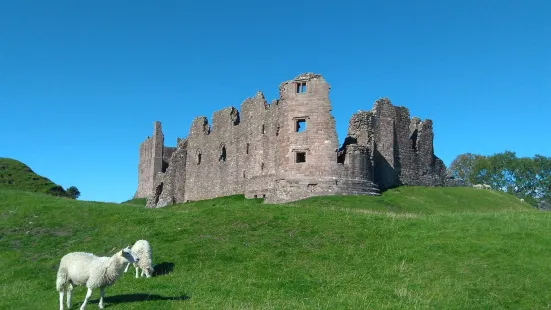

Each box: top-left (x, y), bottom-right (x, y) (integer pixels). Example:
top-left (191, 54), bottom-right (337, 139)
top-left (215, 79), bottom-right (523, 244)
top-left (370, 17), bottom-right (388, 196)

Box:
top-left (0, 158), bottom-right (67, 196)
top-left (120, 198), bottom-right (147, 206)
top-left (1, 187), bottom-right (550, 309)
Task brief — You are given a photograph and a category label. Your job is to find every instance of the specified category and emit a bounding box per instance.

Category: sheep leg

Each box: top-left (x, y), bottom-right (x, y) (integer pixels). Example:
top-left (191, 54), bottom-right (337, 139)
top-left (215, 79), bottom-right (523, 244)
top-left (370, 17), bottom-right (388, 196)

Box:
top-left (141, 268), bottom-right (145, 277)
top-left (59, 289), bottom-right (64, 310)
top-left (124, 262), bottom-right (130, 273)
top-left (66, 283), bottom-right (73, 308)
top-left (80, 287), bottom-right (93, 310)
top-left (135, 264), bottom-right (140, 278)
top-left (98, 287), bottom-right (105, 309)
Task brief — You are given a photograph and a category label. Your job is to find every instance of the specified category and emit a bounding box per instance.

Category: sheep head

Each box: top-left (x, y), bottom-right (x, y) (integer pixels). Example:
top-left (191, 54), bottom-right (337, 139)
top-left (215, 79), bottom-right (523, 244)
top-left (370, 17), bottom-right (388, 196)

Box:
top-left (120, 247), bottom-right (139, 264)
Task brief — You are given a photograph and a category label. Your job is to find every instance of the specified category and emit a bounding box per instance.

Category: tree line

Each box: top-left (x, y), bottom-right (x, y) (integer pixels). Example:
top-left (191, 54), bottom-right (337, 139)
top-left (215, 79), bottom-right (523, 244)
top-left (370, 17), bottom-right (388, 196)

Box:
top-left (48, 185), bottom-right (81, 200)
top-left (448, 151), bottom-right (551, 209)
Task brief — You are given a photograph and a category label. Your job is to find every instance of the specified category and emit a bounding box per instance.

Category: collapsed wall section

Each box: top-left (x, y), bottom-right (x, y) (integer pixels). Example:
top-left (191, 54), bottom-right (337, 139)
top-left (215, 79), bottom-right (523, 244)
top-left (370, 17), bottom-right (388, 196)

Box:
top-left (146, 138), bottom-right (187, 208)
top-left (411, 119), bottom-right (447, 186)
top-left (134, 121), bottom-right (164, 198)
top-left (371, 98), bottom-right (400, 190)
top-left (370, 98), bottom-right (447, 189)
top-left (339, 110), bottom-right (376, 181)
top-left (163, 147), bottom-right (176, 172)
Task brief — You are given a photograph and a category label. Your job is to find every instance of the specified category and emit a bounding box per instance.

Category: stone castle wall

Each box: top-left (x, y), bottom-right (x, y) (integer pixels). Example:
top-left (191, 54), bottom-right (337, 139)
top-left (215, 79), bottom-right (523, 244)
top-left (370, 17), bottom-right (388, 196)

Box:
top-left (134, 122), bottom-right (164, 199)
top-left (135, 73), bottom-right (450, 207)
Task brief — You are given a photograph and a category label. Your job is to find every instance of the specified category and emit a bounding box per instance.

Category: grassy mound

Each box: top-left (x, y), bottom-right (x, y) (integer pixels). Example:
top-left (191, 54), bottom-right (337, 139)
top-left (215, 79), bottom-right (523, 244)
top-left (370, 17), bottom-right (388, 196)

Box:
top-left (120, 198), bottom-right (147, 206)
top-left (1, 187), bottom-right (549, 309)
top-left (0, 158), bottom-right (68, 197)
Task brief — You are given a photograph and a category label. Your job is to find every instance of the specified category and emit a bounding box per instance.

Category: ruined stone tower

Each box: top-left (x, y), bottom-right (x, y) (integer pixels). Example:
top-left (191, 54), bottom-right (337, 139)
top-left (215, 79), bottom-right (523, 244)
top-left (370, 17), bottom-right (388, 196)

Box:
top-left (134, 122), bottom-right (163, 198)
top-left (275, 74), bottom-right (339, 184)
top-left (270, 73), bottom-right (380, 203)
top-left (134, 122), bottom-right (176, 199)
top-left (134, 73), bottom-right (450, 207)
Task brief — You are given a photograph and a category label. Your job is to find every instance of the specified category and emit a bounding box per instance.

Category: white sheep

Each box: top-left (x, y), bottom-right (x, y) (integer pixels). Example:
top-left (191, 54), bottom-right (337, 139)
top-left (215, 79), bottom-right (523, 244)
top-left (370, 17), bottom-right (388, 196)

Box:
top-left (56, 247), bottom-right (139, 310)
top-left (473, 184), bottom-right (484, 189)
top-left (520, 198), bottom-right (525, 203)
top-left (124, 239), bottom-right (154, 278)
top-left (483, 184), bottom-right (491, 190)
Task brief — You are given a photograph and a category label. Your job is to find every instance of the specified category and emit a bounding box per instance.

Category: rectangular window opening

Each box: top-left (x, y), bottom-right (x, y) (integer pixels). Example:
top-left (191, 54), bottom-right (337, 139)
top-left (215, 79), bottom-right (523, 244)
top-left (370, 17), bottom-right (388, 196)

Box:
top-left (220, 146), bottom-right (227, 162)
top-left (296, 82), bottom-right (307, 93)
top-left (295, 119), bottom-right (306, 132)
top-left (296, 152), bottom-right (306, 163)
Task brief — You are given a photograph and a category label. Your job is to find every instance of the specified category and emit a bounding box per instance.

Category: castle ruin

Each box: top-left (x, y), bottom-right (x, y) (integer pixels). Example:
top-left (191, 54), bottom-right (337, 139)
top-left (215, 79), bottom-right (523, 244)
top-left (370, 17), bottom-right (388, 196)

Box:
top-left (134, 73), bottom-right (449, 208)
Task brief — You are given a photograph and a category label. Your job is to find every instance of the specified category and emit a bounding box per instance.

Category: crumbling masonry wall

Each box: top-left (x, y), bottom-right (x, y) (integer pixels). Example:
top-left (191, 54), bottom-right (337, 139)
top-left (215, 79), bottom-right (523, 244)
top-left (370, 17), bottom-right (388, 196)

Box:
top-left (135, 73), bottom-right (451, 207)
top-left (144, 92), bottom-right (281, 207)
top-left (134, 122), bottom-right (164, 198)
top-left (369, 98), bottom-right (447, 190)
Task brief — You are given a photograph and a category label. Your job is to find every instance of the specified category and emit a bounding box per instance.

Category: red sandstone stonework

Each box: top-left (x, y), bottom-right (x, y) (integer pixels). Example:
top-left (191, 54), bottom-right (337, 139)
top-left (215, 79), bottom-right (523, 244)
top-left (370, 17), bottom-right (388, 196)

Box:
top-left (134, 73), bottom-right (449, 208)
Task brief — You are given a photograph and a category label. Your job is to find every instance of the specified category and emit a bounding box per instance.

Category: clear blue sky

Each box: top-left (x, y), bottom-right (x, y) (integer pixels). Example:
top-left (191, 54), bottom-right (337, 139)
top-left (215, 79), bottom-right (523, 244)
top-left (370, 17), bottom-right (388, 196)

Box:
top-left (1, 1), bottom-right (549, 203)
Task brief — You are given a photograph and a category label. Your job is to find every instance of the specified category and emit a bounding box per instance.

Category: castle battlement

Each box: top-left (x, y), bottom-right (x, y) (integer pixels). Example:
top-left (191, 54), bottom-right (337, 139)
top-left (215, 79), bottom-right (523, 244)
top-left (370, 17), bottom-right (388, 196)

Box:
top-left (134, 73), bottom-right (449, 207)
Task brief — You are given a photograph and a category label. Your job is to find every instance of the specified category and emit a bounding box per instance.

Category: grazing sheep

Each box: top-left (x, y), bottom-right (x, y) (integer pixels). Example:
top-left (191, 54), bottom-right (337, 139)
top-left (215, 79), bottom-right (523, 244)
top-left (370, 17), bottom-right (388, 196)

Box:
top-left (124, 239), bottom-right (154, 278)
top-left (56, 247), bottom-right (139, 310)
top-left (520, 198), bottom-right (525, 203)
top-left (473, 184), bottom-right (484, 189)
top-left (483, 184), bottom-right (491, 190)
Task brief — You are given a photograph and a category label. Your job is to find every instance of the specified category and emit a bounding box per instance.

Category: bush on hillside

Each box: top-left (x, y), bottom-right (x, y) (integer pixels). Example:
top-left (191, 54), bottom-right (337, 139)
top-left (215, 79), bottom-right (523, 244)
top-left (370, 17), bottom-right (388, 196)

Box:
top-left (47, 185), bottom-right (68, 197)
top-left (66, 186), bottom-right (81, 199)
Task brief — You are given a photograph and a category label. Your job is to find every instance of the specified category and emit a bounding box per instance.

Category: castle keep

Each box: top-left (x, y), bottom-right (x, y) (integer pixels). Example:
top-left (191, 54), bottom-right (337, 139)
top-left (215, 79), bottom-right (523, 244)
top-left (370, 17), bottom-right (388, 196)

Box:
top-left (134, 73), bottom-right (448, 208)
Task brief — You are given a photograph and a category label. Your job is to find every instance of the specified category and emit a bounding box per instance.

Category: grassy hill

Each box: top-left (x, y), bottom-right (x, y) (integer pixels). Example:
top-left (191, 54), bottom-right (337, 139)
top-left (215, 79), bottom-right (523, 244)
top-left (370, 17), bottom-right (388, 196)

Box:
top-left (1, 186), bottom-right (550, 309)
top-left (0, 158), bottom-right (69, 197)
top-left (121, 197), bottom-right (147, 206)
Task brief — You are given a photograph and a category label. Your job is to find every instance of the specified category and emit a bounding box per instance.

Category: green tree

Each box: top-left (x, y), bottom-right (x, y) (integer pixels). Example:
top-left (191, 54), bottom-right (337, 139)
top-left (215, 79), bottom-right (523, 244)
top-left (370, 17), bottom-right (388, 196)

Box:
top-left (66, 186), bottom-right (81, 199)
top-left (449, 151), bottom-right (551, 208)
top-left (485, 150), bottom-right (517, 191)
top-left (533, 155), bottom-right (551, 203)
top-left (447, 153), bottom-right (484, 184)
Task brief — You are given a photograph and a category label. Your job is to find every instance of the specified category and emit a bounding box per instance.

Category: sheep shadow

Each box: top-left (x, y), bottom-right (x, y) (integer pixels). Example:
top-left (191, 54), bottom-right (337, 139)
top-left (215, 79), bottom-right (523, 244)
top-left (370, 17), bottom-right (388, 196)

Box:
top-left (89, 293), bottom-right (189, 307)
top-left (152, 262), bottom-right (175, 277)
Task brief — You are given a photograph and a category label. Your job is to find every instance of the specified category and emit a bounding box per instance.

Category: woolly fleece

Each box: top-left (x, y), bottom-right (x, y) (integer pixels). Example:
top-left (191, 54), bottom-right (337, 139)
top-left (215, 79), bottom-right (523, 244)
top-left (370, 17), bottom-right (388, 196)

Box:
top-left (128, 239), bottom-right (154, 278)
top-left (56, 248), bottom-right (137, 310)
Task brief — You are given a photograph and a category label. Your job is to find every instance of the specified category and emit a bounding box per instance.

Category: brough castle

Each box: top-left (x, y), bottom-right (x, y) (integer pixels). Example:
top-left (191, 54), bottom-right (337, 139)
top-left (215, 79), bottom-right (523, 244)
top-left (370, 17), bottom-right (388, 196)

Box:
top-left (134, 73), bottom-right (453, 208)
